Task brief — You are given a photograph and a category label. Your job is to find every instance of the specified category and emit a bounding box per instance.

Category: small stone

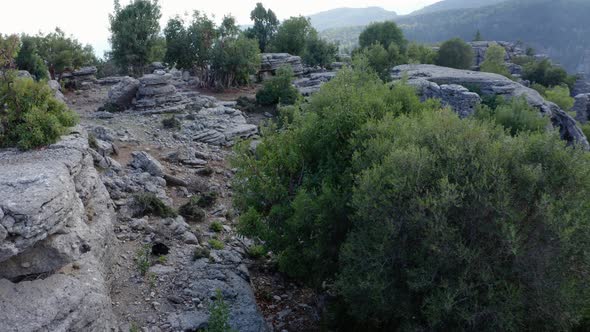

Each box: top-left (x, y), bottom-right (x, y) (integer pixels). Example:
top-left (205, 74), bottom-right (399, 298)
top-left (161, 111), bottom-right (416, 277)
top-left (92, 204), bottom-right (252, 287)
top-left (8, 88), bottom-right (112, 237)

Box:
top-left (273, 295), bottom-right (282, 302)
top-left (21, 262), bottom-right (31, 268)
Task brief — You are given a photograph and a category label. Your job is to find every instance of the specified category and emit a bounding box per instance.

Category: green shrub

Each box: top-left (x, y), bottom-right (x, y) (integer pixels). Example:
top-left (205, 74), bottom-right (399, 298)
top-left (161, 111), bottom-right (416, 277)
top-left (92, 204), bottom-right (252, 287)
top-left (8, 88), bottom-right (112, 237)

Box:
top-left (161, 116), bottom-right (181, 130)
top-left (337, 108), bottom-right (590, 330)
top-left (179, 197), bottom-right (206, 223)
top-left (256, 65), bottom-right (299, 106)
top-left (193, 247), bottom-right (211, 260)
top-left (436, 38), bottom-right (473, 70)
top-left (209, 239), bottom-right (225, 250)
top-left (233, 63), bottom-right (440, 283)
top-left (523, 58), bottom-right (576, 89)
top-left (406, 42), bottom-right (437, 64)
top-left (210, 221), bottom-right (224, 233)
top-left (480, 43), bottom-right (511, 78)
top-left (543, 84), bottom-right (575, 110)
top-left (197, 191), bottom-right (218, 208)
top-left (135, 244), bottom-right (152, 276)
top-left (247, 245), bottom-right (266, 259)
top-left (0, 75), bottom-right (78, 150)
top-left (474, 97), bottom-right (549, 136)
top-left (206, 289), bottom-right (235, 332)
top-left (581, 123), bottom-right (590, 140)
top-left (131, 193), bottom-right (177, 218)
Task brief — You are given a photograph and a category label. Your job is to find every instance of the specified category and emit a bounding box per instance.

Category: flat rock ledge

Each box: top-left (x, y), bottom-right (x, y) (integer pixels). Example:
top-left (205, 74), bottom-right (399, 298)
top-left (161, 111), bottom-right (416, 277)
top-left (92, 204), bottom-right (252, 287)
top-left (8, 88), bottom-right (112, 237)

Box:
top-left (0, 130), bottom-right (117, 331)
top-left (391, 64), bottom-right (590, 149)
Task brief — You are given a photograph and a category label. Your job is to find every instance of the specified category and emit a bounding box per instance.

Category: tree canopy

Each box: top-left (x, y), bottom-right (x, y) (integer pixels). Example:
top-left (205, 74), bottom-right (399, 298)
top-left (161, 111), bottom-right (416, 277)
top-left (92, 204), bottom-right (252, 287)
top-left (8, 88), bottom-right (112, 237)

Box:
top-left (245, 3), bottom-right (279, 52)
top-left (436, 37), bottom-right (474, 69)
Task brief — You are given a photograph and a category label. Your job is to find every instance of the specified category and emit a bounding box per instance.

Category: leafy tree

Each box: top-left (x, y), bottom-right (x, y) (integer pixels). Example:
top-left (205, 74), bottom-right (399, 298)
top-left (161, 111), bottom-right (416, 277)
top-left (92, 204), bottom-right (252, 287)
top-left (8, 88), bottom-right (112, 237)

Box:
top-left (523, 58), bottom-right (575, 89)
top-left (271, 16), bottom-right (314, 56)
top-left (0, 34), bottom-right (19, 70)
top-left (255, 65), bottom-right (298, 106)
top-left (148, 35), bottom-right (166, 63)
top-left (473, 29), bottom-right (483, 41)
top-left (436, 37), bottom-right (474, 69)
top-left (303, 31), bottom-right (338, 68)
top-left (109, 0), bottom-right (161, 76)
top-left (480, 43), bottom-right (510, 77)
top-left (543, 84), bottom-right (575, 110)
top-left (337, 107), bottom-right (590, 330)
top-left (245, 3), bottom-right (279, 52)
top-left (359, 21), bottom-right (407, 51)
top-left (15, 36), bottom-right (48, 80)
top-left (474, 97), bottom-right (549, 136)
top-left (0, 74), bottom-right (78, 150)
top-left (406, 42), bottom-right (437, 64)
top-left (211, 35), bottom-right (260, 88)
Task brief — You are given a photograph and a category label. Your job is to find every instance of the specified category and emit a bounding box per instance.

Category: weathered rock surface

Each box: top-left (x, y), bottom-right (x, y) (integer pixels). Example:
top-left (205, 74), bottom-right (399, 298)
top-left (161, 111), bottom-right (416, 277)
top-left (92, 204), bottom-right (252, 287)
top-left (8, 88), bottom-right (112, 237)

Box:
top-left (391, 64), bottom-right (589, 148)
top-left (259, 53), bottom-right (304, 77)
top-left (48, 79), bottom-right (66, 103)
top-left (574, 94), bottom-right (590, 124)
top-left (409, 79), bottom-right (482, 118)
top-left (106, 76), bottom-right (140, 111)
top-left (134, 72), bottom-right (187, 112)
top-left (62, 66), bottom-right (98, 90)
top-left (469, 41), bottom-right (526, 69)
top-left (573, 76), bottom-right (590, 96)
top-left (294, 71), bottom-right (337, 96)
top-left (0, 131), bottom-right (117, 331)
top-left (183, 106), bottom-right (258, 146)
top-left (130, 151), bottom-right (165, 177)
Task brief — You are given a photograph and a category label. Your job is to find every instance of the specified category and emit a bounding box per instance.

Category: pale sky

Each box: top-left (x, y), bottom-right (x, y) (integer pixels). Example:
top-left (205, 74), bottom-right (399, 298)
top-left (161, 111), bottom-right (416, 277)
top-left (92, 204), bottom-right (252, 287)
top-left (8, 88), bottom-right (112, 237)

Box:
top-left (0, 0), bottom-right (440, 57)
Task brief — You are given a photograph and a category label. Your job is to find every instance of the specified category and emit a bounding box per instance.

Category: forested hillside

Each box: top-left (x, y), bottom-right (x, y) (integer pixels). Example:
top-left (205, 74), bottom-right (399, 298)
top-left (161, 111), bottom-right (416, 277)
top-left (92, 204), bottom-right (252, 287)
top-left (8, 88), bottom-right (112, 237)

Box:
top-left (409, 0), bottom-right (508, 15)
top-left (308, 7), bottom-right (397, 31)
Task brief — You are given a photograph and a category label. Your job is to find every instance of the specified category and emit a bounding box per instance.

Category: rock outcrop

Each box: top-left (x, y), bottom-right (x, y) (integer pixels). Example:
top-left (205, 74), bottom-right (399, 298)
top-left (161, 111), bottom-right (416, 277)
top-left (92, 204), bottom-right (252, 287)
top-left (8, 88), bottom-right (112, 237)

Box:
top-left (62, 66), bottom-right (98, 90)
top-left (574, 94), bottom-right (590, 124)
top-left (134, 72), bottom-right (187, 113)
top-left (184, 106), bottom-right (258, 146)
top-left (106, 76), bottom-right (140, 112)
top-left (468, 41), bottom-right (527, 76)
top-left (0, 130), bottom-right (117, 331)
top-left (294, 71), bottom-right (337, 96)
top-left (391, 64), bottom-right (589, 148)
top-left (259, 53), bottom-right (304, 78)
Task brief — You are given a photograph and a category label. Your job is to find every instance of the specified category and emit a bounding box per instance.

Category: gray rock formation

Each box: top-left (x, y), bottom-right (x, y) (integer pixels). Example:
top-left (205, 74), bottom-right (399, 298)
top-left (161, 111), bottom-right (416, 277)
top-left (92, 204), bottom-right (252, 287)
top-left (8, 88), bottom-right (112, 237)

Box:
top-left (574, 94), bottom-right (590, 124)
top-left (408, 79), bottom-right (482, 118)
top-left (134, 72), bottom-right (187, 112)
top-left (106, 76), bottom-right (140, 112)
top-left (0, 131), bottom-right (117, 331)
top-left (294, 71), bottom-right (337, 96)
top-left (469, 41), bottom-right (526, 76)
top-left (48, 79), bottom-right (65, 103)
top-left (184, 106), bottom-right (258, 146)
top-left (573, 76), bottom-right (590, 96)
top-left (130, 151), bottom-right (165, 177)
top-left (391, 64), bottom-right (589, 148)
top-left (62, 66), bottom-right (98, 90)
top-left (259, 53), bottom-right (304, 77)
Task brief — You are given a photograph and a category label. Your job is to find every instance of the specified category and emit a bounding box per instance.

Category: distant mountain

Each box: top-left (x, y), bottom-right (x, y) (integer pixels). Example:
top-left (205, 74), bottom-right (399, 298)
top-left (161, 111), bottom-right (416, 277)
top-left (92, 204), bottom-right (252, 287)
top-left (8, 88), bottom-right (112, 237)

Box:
top-left (397, 0), bottom-right (590, 75)
top-left (308, 7), bottom-right (397, 32)
top-left (409, 0), bottom-right (510, 16)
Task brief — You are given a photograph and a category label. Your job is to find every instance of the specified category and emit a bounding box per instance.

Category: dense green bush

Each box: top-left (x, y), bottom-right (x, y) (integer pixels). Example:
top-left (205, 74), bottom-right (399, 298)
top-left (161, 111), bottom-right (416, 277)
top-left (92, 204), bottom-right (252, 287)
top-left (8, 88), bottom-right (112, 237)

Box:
top-left (523, 58), bottom-right (576, 89)
top-left (406, 42), bottom-right (437, 64)
top-left (474, 97), bottom-right (549, 136)
top-left (211, 35), bottom-right (260, 88)
top-left (303, 31), bottom-right (338, 68)
top-left (15, 36), bottom-right (48, 80)
top-left (542, 84), bottom-right (575, 110)
top-left (234, 62), bottom-right (439, 282)
top-left (359, 43), bottom-right (403, 81)
top-left (338, 108), bottom-right (590, 330)
top-left (359, 21), bottom-right (406, 51)
top-left (480, 43), bottom-right (511, 78)
top-left (255, 66), bottom-right (299, 106)
top-left (436, 38), bottom-right (474, 69)
top-left (0, 75), bottom-right (78, 150)
top-left (233, 61), bottom-right (590, 330)
top-left (270, 16), bottom-right (314, 56)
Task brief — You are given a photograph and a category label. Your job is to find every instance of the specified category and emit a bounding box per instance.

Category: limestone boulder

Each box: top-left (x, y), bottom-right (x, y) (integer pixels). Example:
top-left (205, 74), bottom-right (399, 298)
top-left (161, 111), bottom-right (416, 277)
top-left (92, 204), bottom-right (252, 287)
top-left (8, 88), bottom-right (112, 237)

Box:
top-left (106, 76), bottom-right (140, 111)
top-left (259, 53), bottom-right (304, 77)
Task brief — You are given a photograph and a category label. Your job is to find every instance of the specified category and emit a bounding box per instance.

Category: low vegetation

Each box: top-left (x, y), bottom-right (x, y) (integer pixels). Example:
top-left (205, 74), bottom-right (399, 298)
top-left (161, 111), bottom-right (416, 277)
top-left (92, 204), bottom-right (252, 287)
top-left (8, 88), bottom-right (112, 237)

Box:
top-left (179, 197), bottom-right (206, 223)
top-left (131, 193), bottom-right (177, 218)
top-left (256, 66), bottom-right (299, 106)
top-left (209, 239), bottom-right (225, 250)
top-left (206, 289), bottom-right (235, 332)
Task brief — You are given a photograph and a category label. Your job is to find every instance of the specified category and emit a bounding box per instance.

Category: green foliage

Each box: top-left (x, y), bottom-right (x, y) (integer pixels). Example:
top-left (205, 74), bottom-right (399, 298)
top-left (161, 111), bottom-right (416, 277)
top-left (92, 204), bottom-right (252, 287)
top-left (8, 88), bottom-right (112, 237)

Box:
top-left (209, 239), bottom-right (225, 250)
top-left (302, 31), bottom-right (338, 68)
top-left (271, 16), bottom-right (314, 56)
top-left (211, 35), bottom-right (260, 88)
top-left (0, 75), bottom-right (78, 150)
top-left (148, 36), bottom-right (167, 63)
top-left (581, 123), bottom-right (590, 141)
top-left (358, 21), bottom-right (406, 51)
top-left (256, 66), bottom-right (299, 106)
top-left (436, 37), bottom-right (474, 69)
top-left (480, 43), bottom-right (511, 77)
top-left (406, 42), bottom-right (437, 64)
top-left (179, 197), bottom-right (206, 223)
top-left (161, 116), bottom-right (181, 130)
top-left (247, 245), bottom-right (266, 259)
top-left (131, 193), bottom-right (177, 218)
top-left (358, 43), bottom-right (403, 82)
top-left (206, 289), bottom-right (235, 332)
top-left (0, 34), bottom-right (20, 70)
top-left (474, 97), bottom-right (549, 136)
top-left (473, 29), bottom-right (483, 41)
top-left (210, 221), bottom-right (224, 233)
top-left (15, 36), bottom-right (48, 80)
top-left (233, 64), bottom-right (440, 284)
top-left (245, 3), bottom-right (279, 53)
top-left (337, 108), bottom-right (590, 330)
top-left (135, 244), bottom-right (151, 276)
top-left (193, 247), bottom-right (211, 260)
top-left (110, 0), bottom-right (161, 76)
top-left (523, 58), bottom-right (576, 89)
top-left (543, 84), bottom-right (575, 110)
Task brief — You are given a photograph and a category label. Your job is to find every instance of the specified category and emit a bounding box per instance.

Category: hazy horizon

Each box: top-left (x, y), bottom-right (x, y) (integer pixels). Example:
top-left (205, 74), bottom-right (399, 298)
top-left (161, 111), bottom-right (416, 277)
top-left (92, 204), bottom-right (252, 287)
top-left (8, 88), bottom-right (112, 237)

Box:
top-left (0, 0), bottom-right (441, 57)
